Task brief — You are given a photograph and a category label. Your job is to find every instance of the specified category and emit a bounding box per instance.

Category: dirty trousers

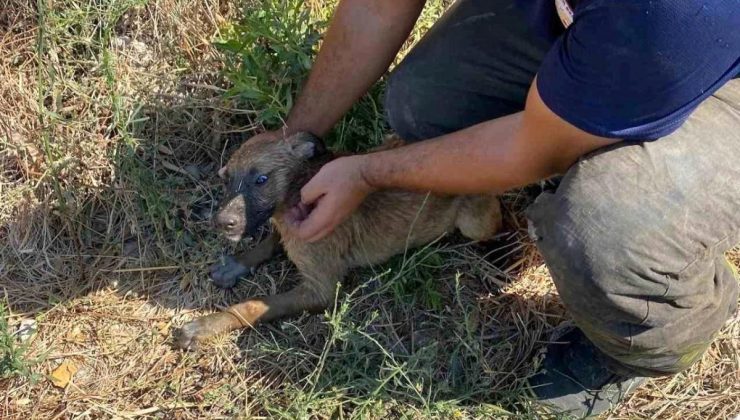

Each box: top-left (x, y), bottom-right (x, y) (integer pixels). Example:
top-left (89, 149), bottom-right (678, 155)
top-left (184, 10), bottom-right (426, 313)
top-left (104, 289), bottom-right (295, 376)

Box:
top-left (384, 0), bottom-right (740, 375)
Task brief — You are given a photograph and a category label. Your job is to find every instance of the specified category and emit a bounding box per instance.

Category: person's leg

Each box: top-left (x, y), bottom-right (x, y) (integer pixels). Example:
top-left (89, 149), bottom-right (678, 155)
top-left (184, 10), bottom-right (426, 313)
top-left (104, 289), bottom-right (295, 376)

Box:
top-left (526, 79), bottom-right (740, 412)
top-left (384, 0), bottom-right (561, 141)
top-left (385, 0), bottom-right (740, 415)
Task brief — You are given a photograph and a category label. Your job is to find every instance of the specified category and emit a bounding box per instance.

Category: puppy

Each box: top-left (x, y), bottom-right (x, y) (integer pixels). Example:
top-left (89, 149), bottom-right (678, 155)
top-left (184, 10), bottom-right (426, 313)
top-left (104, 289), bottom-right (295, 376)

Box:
top-left (174, 133), bottom-right (501, 349)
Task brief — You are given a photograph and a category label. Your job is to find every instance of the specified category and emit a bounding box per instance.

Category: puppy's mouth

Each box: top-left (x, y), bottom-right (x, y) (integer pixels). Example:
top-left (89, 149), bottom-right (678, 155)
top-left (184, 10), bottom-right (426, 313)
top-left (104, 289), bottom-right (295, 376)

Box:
top-left (217, 223), bottom-right (248, 243)
top-left (225, 233), bottom-right (245, 243)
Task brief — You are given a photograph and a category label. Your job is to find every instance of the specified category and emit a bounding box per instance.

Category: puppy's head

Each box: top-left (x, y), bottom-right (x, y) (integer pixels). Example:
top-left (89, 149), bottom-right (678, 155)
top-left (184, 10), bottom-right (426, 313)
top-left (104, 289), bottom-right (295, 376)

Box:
top-left (214, 132), bottom-right (325, 241)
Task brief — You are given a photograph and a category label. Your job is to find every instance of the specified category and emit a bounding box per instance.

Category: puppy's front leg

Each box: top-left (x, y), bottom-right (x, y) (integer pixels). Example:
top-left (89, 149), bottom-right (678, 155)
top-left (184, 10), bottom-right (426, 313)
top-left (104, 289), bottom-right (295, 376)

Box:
top-left (174, 278), bottom-right (336, 349)
top-left (210, 232), bottom-right (281, 288)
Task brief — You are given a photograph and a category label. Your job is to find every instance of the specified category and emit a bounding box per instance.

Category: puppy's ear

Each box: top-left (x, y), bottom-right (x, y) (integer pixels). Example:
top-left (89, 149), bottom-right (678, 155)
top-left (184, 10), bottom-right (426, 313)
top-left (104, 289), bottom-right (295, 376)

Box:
top-left (287, 132), bottom-right (327, 159)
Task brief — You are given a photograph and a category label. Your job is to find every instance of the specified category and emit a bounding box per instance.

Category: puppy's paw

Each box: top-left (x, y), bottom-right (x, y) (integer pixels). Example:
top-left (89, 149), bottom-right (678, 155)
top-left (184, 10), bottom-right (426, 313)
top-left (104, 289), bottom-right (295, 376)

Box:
top-left (209, 256), bottom-right (254, 289)
top-left (173, 319), bottom-right (206, 350)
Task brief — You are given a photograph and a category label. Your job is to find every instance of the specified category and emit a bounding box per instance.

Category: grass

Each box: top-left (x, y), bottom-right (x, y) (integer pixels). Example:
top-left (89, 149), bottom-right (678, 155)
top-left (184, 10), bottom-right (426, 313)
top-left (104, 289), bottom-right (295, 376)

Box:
top-left (0, 302), bottom-right (40, 382)
top-left (217, 0), bottom-right (388, 152)
top-left (216, 0), bottom-right (323, 127)
top-left (1, 0), bottom-right (738, 418)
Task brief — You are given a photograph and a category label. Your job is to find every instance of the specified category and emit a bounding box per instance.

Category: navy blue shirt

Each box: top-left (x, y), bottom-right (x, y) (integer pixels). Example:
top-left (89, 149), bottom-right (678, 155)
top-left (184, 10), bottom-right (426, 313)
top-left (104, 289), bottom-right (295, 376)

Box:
top-left (525, 0), bottom-right (740, 140)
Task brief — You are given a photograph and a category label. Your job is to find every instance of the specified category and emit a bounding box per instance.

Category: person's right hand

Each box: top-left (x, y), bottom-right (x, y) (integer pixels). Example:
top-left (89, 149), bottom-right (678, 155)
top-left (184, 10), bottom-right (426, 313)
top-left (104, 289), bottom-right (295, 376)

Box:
top-left (286, 154), bottom-right (375, 242)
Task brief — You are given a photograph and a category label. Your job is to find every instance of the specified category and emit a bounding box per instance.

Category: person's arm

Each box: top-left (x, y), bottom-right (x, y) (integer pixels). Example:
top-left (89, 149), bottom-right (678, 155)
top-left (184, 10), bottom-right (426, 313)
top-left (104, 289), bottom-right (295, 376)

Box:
top-left (360, 80), bottom-right (619, 193)
top-left (272, 0), bottom-right (425, 139)
top-left (289, 80), bottom-right (621, 242)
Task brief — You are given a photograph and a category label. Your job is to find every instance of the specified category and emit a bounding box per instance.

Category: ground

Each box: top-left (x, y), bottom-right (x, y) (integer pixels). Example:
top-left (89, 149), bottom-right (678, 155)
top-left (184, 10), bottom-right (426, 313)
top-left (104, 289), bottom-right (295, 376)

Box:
top-left (1, 0), bottom-right (738, 418)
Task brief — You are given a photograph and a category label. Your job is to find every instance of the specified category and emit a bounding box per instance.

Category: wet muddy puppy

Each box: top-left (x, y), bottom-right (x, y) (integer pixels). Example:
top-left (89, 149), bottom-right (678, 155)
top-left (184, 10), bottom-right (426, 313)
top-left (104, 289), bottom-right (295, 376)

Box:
top-left (174, 133), bottom-right (502, 349)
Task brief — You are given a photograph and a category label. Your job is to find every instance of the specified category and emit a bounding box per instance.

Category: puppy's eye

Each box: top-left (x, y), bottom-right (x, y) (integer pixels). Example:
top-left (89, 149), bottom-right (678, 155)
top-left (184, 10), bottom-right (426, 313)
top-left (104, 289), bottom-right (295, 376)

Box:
top-left (255, 174), bottom-right (268, 185)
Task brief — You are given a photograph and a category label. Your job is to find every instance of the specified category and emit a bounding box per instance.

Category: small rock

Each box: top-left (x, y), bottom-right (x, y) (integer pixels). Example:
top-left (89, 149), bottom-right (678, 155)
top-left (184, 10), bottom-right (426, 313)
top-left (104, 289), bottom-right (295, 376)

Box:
top-left (112, 35), bottom-right (131, 49)
top-left (16, 319), bottom-right (37, 343)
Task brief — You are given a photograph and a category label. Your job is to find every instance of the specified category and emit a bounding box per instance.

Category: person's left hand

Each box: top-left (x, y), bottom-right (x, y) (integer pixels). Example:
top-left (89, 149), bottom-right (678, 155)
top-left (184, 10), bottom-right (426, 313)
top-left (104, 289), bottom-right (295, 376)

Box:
top-left (285, 155), bottom-right (375, 242)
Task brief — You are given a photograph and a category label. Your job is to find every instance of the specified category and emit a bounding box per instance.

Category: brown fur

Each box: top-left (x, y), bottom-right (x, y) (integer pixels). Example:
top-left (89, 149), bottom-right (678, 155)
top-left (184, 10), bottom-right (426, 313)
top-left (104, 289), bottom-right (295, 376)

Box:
top-left (174, 133), bottom-right (502, 349)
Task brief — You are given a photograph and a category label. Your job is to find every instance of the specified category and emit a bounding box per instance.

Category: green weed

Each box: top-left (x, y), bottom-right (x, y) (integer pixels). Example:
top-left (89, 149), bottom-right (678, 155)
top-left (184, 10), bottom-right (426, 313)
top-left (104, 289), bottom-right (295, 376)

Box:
top-left (216, 0), bottom-right (324, 127)
top-left (0, 302), bottom-right (40, 382)
top-left (216, 0), bottom-right (388, 152)
top-left (384, 244), bottom-right (446, 311)
top-left (241, 253), bottom-right (530, 418)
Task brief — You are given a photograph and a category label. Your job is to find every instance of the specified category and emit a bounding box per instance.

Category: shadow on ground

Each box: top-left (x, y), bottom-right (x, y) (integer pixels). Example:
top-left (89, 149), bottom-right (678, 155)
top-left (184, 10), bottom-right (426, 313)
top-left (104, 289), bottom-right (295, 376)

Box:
top-left (1, 35), bottom-right (567, 414)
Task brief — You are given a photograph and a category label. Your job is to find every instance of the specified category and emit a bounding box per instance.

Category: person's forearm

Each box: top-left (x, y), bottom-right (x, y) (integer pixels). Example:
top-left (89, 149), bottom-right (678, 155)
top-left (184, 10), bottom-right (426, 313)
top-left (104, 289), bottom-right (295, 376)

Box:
top-left (358, 80), bottom-right (620, 195)
top-left (360, 113), bottom-right (540, 195)
top-left (283, 0), bottom-right (425, 137)
top-left (360, 114), bottom-right (613, 195)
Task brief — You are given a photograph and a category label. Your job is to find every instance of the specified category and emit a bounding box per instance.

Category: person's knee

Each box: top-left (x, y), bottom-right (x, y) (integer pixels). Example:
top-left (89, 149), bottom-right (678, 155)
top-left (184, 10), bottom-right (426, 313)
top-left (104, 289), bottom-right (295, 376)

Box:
top-left (528, 194), bottom-right (677, 375)
top-left (526, 183), bottom-right (639, 326)
top-left (526, 144), bottom-right (701, 314)
top-left (526, 160), bottom-right (736, 376)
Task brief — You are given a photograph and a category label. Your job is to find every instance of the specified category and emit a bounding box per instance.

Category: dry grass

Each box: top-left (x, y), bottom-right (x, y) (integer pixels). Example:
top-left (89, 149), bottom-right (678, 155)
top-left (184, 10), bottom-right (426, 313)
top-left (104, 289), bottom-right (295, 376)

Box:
top-left (1, 0), bottom-right (738, 418)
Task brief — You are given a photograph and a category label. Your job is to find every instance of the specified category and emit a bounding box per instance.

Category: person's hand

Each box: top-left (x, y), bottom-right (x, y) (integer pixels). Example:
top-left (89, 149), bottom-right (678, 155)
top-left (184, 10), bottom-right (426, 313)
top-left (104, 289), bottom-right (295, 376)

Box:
top-left (286, 155), bottom-right (376, 242)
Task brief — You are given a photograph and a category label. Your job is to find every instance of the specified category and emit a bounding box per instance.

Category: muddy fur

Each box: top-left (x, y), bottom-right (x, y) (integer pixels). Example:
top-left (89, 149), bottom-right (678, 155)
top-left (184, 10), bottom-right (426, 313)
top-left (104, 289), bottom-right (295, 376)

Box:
top-left (174, 133), bottom-right (502, 349)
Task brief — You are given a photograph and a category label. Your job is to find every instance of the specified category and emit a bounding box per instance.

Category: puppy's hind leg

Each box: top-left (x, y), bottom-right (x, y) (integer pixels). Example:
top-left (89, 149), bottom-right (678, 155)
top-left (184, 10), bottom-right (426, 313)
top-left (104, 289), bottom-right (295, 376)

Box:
top-left (210, 232), bottom-right (281, 289)
top-left (455, 194), bottom-right (503, 242)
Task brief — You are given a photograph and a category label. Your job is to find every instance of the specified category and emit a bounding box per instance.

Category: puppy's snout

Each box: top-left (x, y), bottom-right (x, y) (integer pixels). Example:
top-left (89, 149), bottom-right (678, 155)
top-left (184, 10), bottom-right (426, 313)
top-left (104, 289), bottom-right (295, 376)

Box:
top-left (213, 195), bottom-right (247, 241)
top-left (214, 211), bottom-right (237, 230)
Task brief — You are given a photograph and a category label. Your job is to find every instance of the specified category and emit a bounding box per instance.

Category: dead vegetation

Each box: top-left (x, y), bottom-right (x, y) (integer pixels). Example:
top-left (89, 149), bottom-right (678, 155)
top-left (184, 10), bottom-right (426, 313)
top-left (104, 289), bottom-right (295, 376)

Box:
top-left (1, 0), bottom-right (738, 418)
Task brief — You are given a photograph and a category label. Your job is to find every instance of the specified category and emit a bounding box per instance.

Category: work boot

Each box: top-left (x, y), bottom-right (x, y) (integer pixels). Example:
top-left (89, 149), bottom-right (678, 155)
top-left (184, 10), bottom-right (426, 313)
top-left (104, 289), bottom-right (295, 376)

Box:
top-left (528, 328), bottom-right (646, 418)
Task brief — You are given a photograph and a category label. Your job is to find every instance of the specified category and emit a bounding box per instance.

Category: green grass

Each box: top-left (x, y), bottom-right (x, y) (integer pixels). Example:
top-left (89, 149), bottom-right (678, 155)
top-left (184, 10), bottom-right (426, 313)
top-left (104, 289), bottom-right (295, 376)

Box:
top-left (224, 250), bottom-right (547, 419)
top-left (216, 0), bottom-right (324, 128)
top-left (216, 0), bottom-right (387, 153)
top-left (0, 302), bottom-right (40, 382)
top-left (384, 242), bottom-right (447, 311)
top-left (216, 0), bottom-right (444, 153)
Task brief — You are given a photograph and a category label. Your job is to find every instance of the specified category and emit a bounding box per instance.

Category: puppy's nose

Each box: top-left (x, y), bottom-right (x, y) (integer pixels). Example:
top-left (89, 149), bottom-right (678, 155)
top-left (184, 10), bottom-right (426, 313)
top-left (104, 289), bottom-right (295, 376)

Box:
top-left (214, 212), bottom-right (236, 230)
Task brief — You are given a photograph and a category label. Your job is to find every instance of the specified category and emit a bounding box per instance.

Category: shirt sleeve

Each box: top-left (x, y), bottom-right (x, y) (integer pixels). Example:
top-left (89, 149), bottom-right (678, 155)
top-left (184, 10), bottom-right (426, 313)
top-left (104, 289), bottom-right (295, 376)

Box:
top-left (536, 0), bottom-right (740, 140)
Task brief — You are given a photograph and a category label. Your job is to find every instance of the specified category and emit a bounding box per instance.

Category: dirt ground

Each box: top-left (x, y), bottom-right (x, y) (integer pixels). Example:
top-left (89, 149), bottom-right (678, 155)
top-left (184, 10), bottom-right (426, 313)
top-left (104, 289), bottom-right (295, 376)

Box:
top-left (1, 0), bottom-right (738, 418)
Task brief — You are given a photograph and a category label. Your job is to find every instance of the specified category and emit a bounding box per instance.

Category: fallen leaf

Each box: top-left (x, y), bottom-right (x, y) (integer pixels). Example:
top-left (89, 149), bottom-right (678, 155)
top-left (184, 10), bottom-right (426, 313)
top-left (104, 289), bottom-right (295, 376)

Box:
top-left (50, 360), bottom-right (78, 388)
top-left (157, 144), bottom-right (174, 155)
top-left (15, 398), bottom-right (31, 406)
top-left (161, 160), bottom-right (190, 176)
